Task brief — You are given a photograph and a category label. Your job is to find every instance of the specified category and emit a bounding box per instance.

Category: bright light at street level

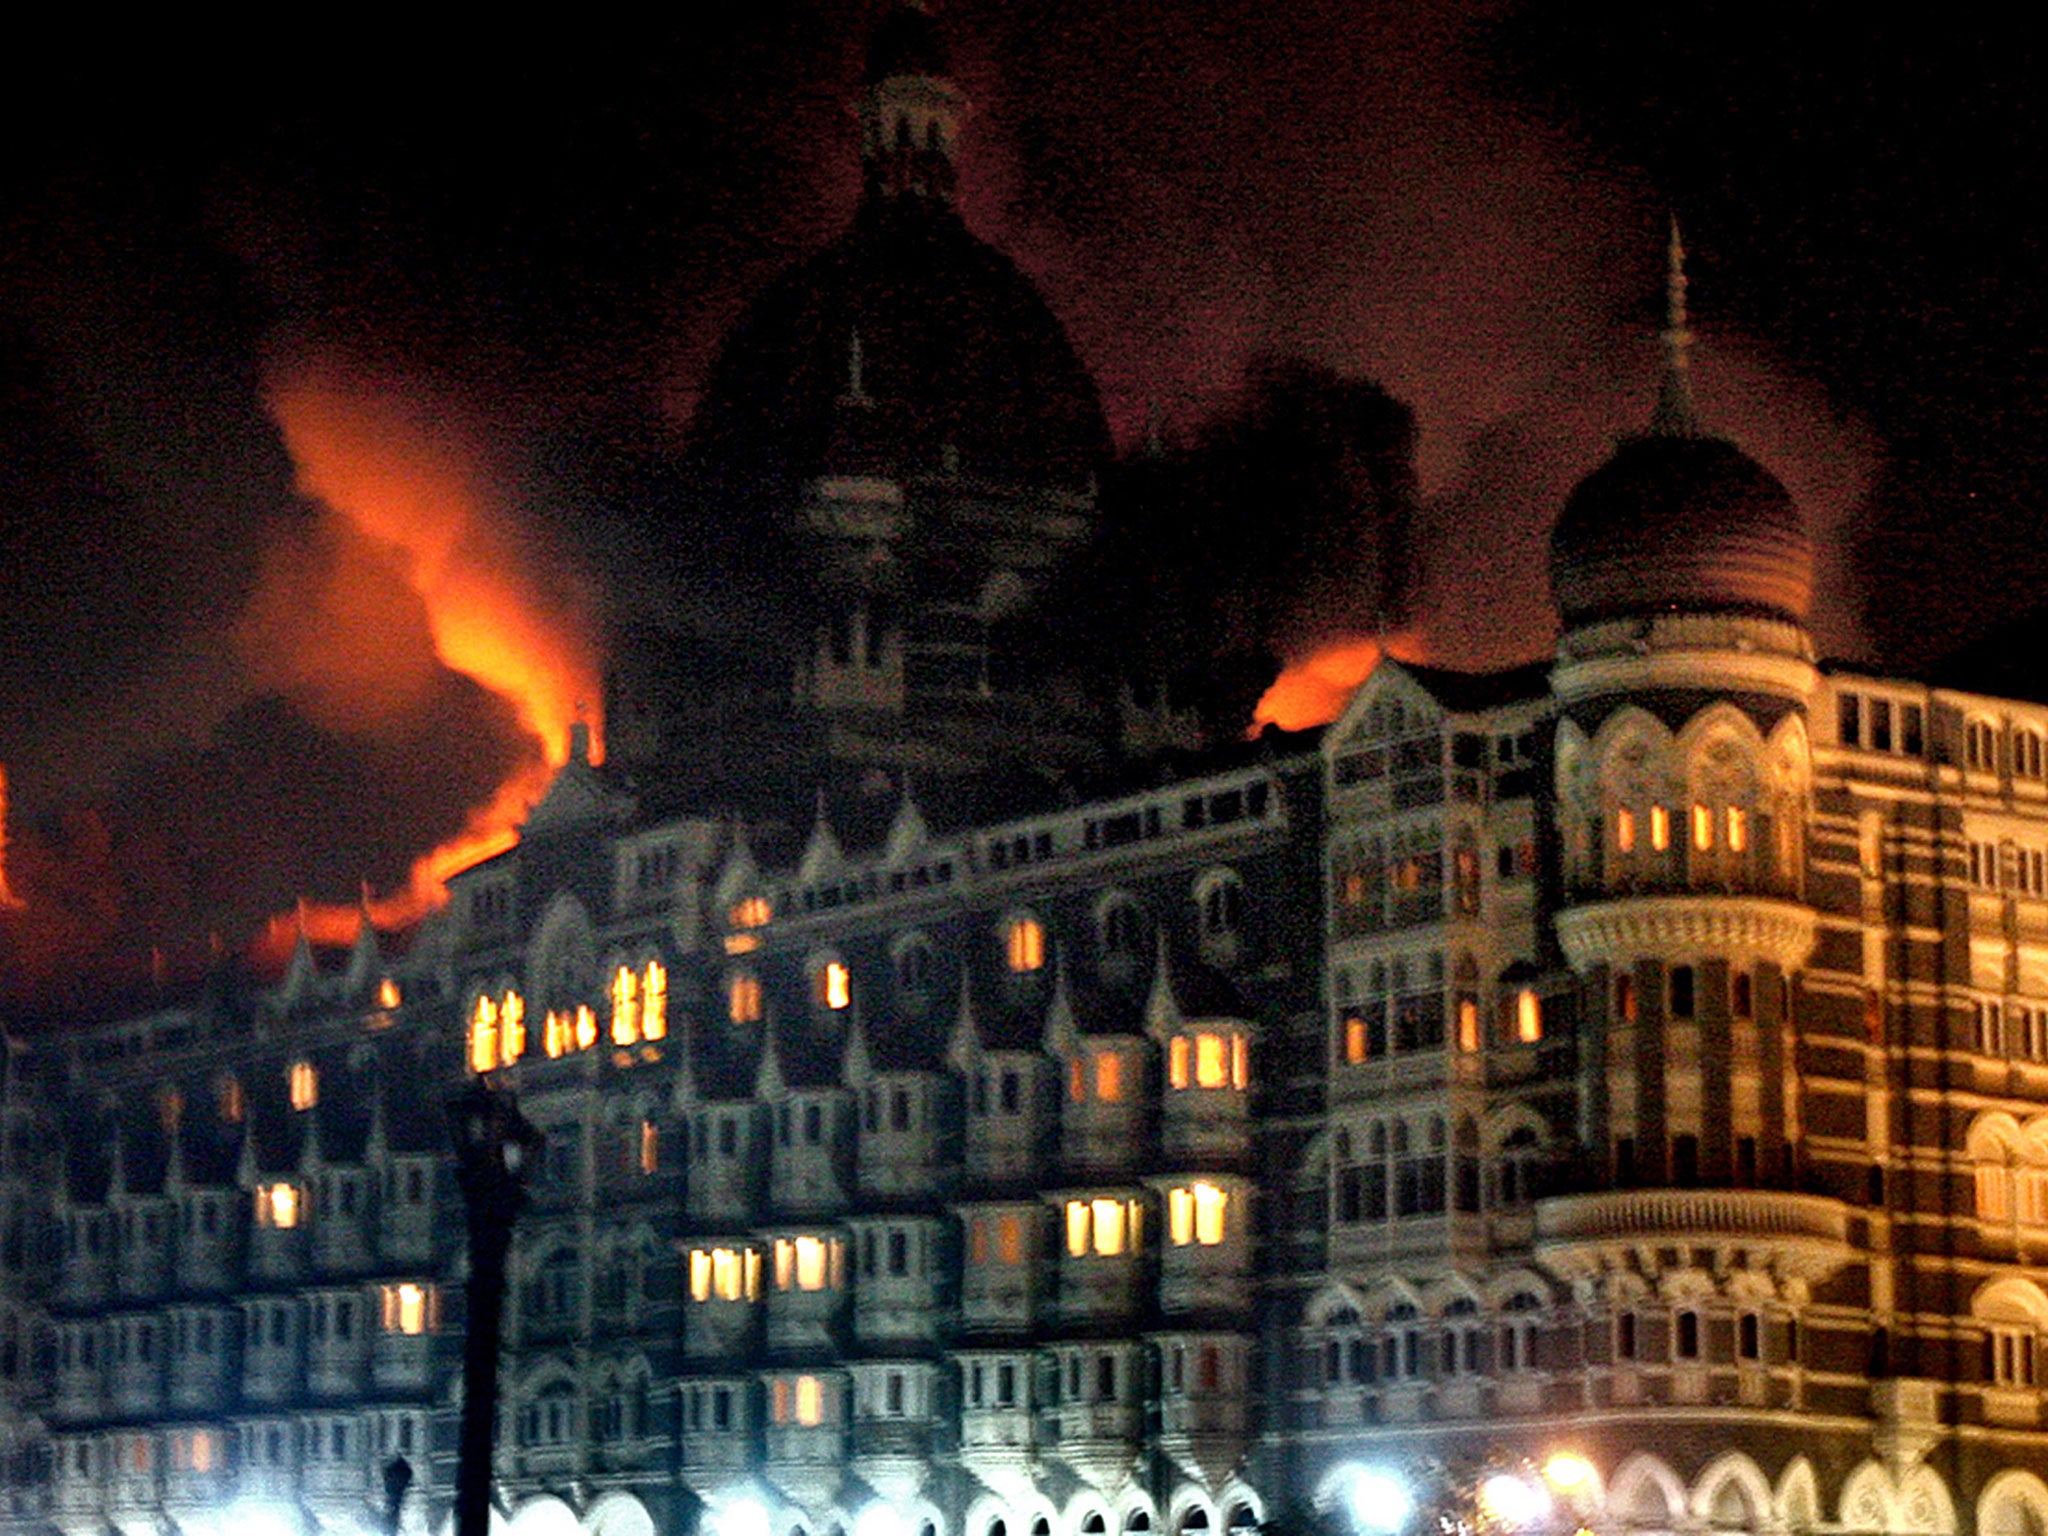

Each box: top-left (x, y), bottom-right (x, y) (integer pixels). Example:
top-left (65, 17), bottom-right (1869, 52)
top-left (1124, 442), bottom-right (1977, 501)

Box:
top-left (715, 1499), bottom-right (774, 1536)
top-left (1477, 1474), bottom-right (1551, 1530)
top-left (1542, 1453), bottom-right (1595, 1492)
top-left (1344, 1468), bottom-right (1414, 1534)
top-left (223, 1502), bottom-right (301, 1536)
top-left (854, 1504), bottom-right (909, 1536)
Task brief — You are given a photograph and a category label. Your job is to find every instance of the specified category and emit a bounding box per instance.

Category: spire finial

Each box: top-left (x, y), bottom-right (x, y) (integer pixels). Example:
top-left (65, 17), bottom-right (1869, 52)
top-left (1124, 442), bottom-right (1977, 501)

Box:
top-left (1650, 216), bottom-right (1700, 436)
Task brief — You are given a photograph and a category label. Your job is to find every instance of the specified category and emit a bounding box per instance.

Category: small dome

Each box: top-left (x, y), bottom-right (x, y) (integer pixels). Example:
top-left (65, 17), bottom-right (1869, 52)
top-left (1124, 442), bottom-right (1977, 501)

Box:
top-left (1549, 434), bottom-right (1813, 627)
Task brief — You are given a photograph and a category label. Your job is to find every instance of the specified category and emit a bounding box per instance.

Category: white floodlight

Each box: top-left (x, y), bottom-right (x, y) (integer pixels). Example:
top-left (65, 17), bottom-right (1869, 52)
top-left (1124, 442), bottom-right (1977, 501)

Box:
top-left (1476, 1473), bottom-right (1550, 1530)
top-left (1343, 1468), bottom-right (1413, 1535)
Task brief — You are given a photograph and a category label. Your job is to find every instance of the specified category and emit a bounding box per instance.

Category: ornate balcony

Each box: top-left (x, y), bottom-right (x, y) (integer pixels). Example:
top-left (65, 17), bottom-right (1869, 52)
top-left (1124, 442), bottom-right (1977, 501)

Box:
top-left (1555, 895), bottom-right (1817, 974)
top-left (1536, 1187), bottom-right (1852, 1286)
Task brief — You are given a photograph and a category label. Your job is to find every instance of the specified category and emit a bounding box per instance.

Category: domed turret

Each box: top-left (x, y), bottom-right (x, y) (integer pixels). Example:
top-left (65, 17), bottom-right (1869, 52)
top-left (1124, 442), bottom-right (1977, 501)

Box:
top-left (1550, 435), bottom-right (1812, 626)
top-left (1548, 224), bottom-right (1813, 629)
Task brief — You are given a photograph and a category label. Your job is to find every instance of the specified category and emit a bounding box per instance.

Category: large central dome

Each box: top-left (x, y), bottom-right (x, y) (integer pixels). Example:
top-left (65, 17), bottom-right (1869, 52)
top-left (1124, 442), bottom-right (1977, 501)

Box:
top-left (689, 197), bottom-right (1110, 499)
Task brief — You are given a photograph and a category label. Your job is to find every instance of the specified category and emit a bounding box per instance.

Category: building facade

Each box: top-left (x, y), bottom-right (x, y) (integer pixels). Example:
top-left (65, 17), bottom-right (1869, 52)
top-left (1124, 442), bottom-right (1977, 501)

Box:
top-left (10, 9), bottom-right (2048, 1536)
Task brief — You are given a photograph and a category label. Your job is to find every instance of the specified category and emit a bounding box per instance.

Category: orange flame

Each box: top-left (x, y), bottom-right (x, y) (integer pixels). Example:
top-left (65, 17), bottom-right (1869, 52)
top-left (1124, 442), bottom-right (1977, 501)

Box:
top-left (1251, 632), bottom-right (1427, 733)
top-left (252, 367), bottom-right (601, 961)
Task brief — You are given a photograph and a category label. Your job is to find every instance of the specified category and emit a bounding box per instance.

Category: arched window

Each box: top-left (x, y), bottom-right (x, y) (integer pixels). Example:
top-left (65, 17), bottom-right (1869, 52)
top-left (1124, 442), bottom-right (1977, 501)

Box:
top-left (1196, 870), bottom-right (1245, 944)
top-left (895, 936), bottom-right (934, 996)
top-left (813, 957), bottom-right (852, 1011)
top-left (1968, 719), bottom-right (2000, 772)
top-left (1098, 896), bottom-right (1144, 967)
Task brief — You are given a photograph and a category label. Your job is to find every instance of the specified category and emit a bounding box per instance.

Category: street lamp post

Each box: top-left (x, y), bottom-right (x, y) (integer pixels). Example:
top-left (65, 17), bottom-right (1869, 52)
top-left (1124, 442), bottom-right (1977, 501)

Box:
top-left (447, 1080), bottom-right (542, 1536)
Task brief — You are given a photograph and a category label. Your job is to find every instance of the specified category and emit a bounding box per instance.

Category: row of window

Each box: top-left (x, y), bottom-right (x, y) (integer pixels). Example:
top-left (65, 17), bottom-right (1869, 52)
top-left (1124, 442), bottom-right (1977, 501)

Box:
top-left (54, 1284), bottom-right (440, 1371)
top-left (1969, 841), bottom-right (2048, 897)
top-left (57, 1411), bottom-right (424, 1483)
top-left (1964, 717), bottom-right (2048, 777)
top-left (680, 1188), bottom-right (1233, 1301)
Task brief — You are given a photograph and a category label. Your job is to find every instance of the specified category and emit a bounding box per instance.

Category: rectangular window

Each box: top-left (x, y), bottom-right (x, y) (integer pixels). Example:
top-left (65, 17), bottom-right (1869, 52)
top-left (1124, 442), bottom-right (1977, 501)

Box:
top-left (1650, 805), bottom-right (1672, 852)
top-left (1726, 806), bottom-right (1748, 853)
top-left (1871, 699), bottom-right (1893, 752)
top-left (795, 1375), bottom-right (824, 1426)
top-left (1692, 803), bottom-right (1714, 851)
top-left (1515, 990), bottom-right (1542, 1044)
top-left (1839, 692), bottom-right (1862, 747)
top-left (997, 1214), bottom-right (1023, 1265)
top-left (1094, 1051), bottom-right (1122, 1103)
top-left (1615, 807), bottom-right (1636, 852)
top-left (379, 1283), bottom-right (437, 1335)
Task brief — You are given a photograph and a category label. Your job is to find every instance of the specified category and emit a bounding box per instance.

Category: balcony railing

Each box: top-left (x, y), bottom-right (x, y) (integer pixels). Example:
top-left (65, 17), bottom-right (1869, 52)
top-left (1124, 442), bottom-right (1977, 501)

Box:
top-left (1536, 1187), bottom-right (1852, 1283)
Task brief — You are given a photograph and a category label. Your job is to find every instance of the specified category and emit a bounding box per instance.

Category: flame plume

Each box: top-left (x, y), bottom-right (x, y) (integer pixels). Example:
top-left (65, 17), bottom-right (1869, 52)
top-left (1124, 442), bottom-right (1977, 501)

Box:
top-left (1252, 633), bottom-right (1427, 734)
top-left (252, 365), bottom-right (600, 957)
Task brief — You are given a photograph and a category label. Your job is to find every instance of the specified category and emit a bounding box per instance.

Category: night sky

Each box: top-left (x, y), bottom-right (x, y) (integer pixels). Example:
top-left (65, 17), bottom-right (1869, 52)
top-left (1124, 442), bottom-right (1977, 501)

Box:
top-left (2, 2), bottom-right (2043, 1010)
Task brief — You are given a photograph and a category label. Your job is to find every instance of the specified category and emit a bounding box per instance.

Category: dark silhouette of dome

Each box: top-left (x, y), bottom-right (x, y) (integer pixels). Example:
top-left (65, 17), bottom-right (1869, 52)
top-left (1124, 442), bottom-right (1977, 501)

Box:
top-left (688, 197), bottom-right (1111, 504)
top-left (1550, 433), bottom-right (1813, 627)
top-left (866, 4), bottom-right (947, 84)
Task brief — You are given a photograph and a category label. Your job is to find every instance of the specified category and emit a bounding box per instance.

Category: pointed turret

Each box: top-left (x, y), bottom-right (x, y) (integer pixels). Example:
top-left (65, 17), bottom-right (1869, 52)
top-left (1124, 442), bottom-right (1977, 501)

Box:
top-left (798, 790), bottom-right (846, 886)
top-left (1649, 217), bottom-right (1700, 438)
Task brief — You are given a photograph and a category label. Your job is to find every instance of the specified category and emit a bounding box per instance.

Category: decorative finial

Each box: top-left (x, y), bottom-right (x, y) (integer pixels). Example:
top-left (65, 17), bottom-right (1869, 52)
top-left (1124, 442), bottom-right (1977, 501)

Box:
top-left (1650, 216), bottom-right (1700, 436)
top-left (839, 329), bottom-right (873, 408)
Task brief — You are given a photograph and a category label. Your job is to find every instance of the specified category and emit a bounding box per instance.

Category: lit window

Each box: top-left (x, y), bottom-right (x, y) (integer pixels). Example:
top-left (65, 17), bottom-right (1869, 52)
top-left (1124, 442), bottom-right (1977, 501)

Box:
top-left (1726, 806), bottom-right (1748, 852)
top-left (997, 1214), bottom-right (1023, 1265)
top-left (1095, 1051), bottom-right (1123, 1103)
top-left (217, 1074), bottom-right (245, 1124)
top-left (639, 1120), bottom-right (659, 1175)
top-left (689, 1247), bottom-right (760, 1302)
top-left (1344, 1016), bottom-right (1369, 1063)
top-left (470, 996), bottom-right (500, 1072)
top-left (378, 978), bottom-right (401, 1009)
top-left (730, 896), bottom-right (772, 929)
top-left (643, 962), bottom-right (668, 1040)
top-left (1649, 805), bottom-right (1672, 852)
top-left (1007, 917), bottom-right (1045, 973)
top-left (576, 1005), bottom-right (597, 1049)
top-left (257, 1183), bottom-right (300, 1230)
top-left (288, 1061), bottom-right (318, 1111)
top-left (611, 966), bottom-right (640, 1045)
top-left (795, 1374), bottom-right (823, 1426)
top-left (1168, 1182), bottom-right (1229, 1246)
top-left (1692, 804), bottom-right (1714, 851)
top-left (1232, 1033), bottom-right (1249, 1087)
top-left (544, 1011), bottom-right (573, 1059)
top-left (729, 971), bottom-right (762, 1025)
top-left (379, 1283), bottom-right (439, 1335)
top-left (1457, 998), bottom-right (1480, 1052)
top-left (1065, 1197), bottom-right (1139, 1256)
top-left (817, 961), bottom-right (852, 1011)
top-left (774, 1235), bottom-right (838, 1292)
top-left (500, 993), bottom-right (526, 1061)
top-left (1615, 807), bottom-right (1636, 853)
top-left (1515, 990), bottom-right (1543, 1044)
top-left (1169, 1032), bottom-right (1238, 1089)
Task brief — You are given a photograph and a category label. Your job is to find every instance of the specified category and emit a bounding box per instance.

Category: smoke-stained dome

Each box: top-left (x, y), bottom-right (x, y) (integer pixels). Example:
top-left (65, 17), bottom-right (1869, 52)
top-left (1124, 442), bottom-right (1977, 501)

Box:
top-left (688, 197), bottom-right (1111, 503)
top-left (1549, 433), bottom-right (1814, 627)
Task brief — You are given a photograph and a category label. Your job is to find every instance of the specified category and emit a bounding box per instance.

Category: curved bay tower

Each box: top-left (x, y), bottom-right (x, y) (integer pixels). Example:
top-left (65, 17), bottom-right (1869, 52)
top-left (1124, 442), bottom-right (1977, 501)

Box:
top-left (14, 30), bottom-right (2048, 1536)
